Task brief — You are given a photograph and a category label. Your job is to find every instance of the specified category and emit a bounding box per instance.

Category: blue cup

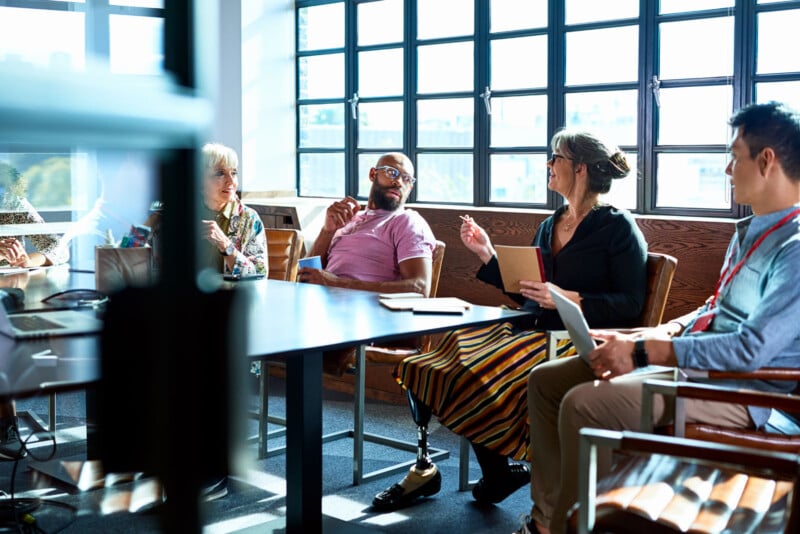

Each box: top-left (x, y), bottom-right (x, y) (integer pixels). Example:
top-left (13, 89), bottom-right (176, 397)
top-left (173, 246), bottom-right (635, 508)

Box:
top-left (298, 255), bottom-right (322, 270)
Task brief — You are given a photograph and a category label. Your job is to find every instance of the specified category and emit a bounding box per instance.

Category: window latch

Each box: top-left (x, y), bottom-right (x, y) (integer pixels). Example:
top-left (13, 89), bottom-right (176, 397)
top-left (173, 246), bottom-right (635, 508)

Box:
top-left (348, 92), bottom-right (359, 120)
top-left (650, 76), bottom-right (661, 107)
top-left (479, 86), bottom-right (492, 115)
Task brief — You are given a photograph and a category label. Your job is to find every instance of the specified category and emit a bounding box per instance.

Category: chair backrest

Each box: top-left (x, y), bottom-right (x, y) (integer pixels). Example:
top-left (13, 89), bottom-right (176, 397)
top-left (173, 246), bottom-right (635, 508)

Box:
top-left (265, 228), bottom-right (304, 281)
top-left (637, 252), bottom-right (678, 327)
top-left (429, 239), bottom-right (446, 299)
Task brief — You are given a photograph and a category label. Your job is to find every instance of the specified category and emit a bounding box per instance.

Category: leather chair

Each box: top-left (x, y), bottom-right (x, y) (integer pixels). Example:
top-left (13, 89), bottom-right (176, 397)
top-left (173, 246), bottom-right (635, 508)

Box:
top-left (257, 240), bottom-right (448, 486)
top-left (567, 376), bottom-right (800, 533)
top-left (265, 228), bottom-right (304, 281)
top-left (545, 251), bottom-right (678, 360)
top-left (571, 425), bottom-right (800, 534)
top-left (458, 251), bottom-right (678, 491)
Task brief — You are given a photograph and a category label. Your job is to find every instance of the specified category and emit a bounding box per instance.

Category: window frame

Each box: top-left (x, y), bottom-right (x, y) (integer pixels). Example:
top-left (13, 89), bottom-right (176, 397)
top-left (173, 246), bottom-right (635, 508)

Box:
top-left (295, 0), bottom-right (800, 219)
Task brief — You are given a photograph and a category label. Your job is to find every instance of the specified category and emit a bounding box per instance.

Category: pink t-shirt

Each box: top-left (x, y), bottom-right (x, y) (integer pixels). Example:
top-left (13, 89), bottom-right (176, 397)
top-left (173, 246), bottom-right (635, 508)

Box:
top-left (325, 208), bottom-right (436, 282)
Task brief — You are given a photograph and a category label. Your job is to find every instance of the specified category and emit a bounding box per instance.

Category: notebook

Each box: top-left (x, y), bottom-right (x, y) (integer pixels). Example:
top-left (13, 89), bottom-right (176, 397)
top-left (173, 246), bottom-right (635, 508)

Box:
top-left (548, 283), bottom-right (672, 376)
top-left (0, 305), bottom-right (104, 339)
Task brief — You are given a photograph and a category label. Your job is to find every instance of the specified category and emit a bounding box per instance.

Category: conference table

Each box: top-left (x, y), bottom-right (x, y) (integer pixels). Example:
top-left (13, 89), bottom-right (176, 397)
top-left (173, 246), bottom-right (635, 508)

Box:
top-left (239, 279), bottom-right (531, 533)
top-left (2, 267), bottom-right (531, 533)
top-left (0, 266), bottom-right (100, 401)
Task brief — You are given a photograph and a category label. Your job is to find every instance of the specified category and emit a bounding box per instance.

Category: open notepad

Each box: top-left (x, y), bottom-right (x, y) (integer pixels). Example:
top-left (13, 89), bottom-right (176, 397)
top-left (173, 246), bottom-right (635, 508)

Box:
top-left (378, 295), bottom-right (472, 315)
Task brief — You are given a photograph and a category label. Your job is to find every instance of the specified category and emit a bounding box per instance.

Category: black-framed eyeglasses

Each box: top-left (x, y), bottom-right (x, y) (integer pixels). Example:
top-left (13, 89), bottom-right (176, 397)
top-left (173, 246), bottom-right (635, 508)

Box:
top-left (375, 165), bottom-right (416, 185)
top-left (547, 153), bottom-right (572, 165)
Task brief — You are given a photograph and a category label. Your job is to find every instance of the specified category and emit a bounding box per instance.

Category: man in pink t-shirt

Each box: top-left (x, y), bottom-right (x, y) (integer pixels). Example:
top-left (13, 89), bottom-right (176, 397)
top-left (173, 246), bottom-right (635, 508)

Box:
top-left (297, 152), bottom-right (436, 373)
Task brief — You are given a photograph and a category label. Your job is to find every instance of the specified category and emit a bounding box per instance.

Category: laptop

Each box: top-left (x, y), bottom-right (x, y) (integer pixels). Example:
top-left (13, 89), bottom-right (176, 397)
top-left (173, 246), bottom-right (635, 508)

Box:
top-left (0, 305), bottom-right (103, 339)
top-left (548, 283), bottom-right (672, 376)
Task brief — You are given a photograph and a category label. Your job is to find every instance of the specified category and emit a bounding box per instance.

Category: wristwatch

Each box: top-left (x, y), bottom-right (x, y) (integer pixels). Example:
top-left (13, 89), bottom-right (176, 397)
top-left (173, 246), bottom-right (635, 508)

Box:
top-left (220, 242), bottom-right (235, 257)
top-left (632, 338), bottom-right (649, 368)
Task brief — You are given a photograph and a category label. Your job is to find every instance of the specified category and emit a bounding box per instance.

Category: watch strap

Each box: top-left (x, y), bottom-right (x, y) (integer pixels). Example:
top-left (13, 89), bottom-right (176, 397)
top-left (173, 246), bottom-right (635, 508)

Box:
top-left (633, 338), bottom-right (649, 368)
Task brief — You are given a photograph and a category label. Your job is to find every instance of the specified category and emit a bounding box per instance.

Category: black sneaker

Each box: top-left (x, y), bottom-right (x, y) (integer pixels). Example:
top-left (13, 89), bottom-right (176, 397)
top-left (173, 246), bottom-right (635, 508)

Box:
top-left (0, 425), bottom-right (27, 461)
top-left (200, 477), bottom-right (228, 502)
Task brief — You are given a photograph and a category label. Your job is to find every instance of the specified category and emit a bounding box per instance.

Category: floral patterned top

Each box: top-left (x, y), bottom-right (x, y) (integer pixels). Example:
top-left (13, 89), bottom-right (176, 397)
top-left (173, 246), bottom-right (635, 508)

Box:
top-left (209, 197), bottom-right (268, 276)
top-left (0, 193), bottom-right (69, 266)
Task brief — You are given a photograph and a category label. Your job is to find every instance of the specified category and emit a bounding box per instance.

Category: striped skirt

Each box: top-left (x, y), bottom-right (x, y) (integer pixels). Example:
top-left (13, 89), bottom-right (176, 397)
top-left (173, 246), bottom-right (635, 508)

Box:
top-left (394, 322), bottom-right (575, 461)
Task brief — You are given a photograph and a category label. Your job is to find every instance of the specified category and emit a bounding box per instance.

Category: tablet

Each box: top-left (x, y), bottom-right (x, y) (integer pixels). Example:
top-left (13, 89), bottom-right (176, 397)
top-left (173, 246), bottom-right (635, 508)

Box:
top-left (548, 283), bottom-right (595, 362)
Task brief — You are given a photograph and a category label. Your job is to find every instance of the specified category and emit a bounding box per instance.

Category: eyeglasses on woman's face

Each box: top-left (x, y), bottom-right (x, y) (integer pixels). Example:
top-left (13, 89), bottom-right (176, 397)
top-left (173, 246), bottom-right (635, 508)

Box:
top-left (375, 165), bottom-right (416, 185)
top-left (547, 153), bottom-right (572, 165)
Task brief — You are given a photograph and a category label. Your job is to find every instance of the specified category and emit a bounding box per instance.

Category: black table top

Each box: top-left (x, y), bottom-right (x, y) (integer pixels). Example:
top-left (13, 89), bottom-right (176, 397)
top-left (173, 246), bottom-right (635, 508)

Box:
top-left (237, 279), bottom-right (530, 358)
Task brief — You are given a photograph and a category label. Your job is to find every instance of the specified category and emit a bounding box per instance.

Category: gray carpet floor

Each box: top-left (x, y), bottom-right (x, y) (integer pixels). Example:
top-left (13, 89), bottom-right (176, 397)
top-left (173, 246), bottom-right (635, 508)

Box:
top-left (4, 376), bottom-right (532, 533)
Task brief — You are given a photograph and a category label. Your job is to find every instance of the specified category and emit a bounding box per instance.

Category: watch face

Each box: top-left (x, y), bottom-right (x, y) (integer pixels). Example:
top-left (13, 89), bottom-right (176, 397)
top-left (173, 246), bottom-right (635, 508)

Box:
top-left (226, 243), bottom-right (235, 256)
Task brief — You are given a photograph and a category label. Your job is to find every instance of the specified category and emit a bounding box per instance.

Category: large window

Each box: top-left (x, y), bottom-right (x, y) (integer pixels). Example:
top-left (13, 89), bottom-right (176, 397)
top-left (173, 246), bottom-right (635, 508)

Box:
top-left (296, 0), bottom-right (800, 218)
top-left (0, 0), bottom-right (165, 269)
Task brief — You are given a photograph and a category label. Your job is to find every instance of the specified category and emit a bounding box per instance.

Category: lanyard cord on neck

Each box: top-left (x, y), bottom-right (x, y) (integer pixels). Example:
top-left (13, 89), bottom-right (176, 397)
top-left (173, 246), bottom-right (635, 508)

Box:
top-left (707, 207), bottom-right (800, 309)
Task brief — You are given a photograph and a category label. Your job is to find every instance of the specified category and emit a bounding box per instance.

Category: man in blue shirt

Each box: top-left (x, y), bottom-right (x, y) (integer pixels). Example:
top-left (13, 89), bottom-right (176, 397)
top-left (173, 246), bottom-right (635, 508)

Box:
top-left (517, 101), bottom-right (800, 534)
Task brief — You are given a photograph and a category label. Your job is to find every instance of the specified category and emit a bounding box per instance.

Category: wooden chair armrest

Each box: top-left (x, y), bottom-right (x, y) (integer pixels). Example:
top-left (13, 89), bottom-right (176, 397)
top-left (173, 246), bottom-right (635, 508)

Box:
top-left (641, 378), bottom-right (800, 434)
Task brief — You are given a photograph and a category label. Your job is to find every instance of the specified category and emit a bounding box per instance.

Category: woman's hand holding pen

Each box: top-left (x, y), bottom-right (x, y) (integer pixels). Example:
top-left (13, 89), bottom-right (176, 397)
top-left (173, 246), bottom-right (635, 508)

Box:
top-left (459, 214), bottom-right (495, 264)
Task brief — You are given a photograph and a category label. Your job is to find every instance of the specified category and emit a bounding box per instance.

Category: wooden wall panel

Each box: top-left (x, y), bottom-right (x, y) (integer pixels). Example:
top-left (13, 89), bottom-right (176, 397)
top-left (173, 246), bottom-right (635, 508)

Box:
top-left (414, 207), bottom-right (734, 322)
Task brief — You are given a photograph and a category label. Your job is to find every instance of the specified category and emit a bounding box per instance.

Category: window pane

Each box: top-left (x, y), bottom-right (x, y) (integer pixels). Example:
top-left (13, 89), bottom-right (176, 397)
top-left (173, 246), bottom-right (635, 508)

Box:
top-left (299, 153), bottom-right (344, 198)
top-left (0, 7), bottom-right (84, 71)
top-left (566, 26), bottom-right (638, 85)
top-left (110, 15), bottom-right (163, 75)
top-left (299, 54), bottom-right (344, 99)
top-left (490, 154), bottom-right (548, 204)
top-left (491, 0), bottom-right (547, 32)
top-left (756, 81), bottom-right (800, 111)
top-left (491, 36), bottom-right (547, 90)
top-left (599, 153), bottom-right (637, 211)
top-left (418, 98), bottom-right (474, 148)
top-left (565, 90), bottom-right (638, 147)
top-left (757, 10), bottom-right (800, 74)
top-left (299, 3), bottom-right (344, 51)
top-left (358, 101), bottom-right (404, 149)
top-left (660, 0), bottom-right (733, 14)
top-left (491, 95), bottom-right (548, 147)
top-left (358, 0), bottom-right (403, 46)
top-left (660, 17), bottom-right (733, 79)
top-left (299, 104), bottom-right (345, 149)
top-left (658, 86), bottom-right (732, 145)
top-left (656, 153), bottom-right (730, 210)
top-left (359, 48), bottom-right (404, 97)
top-left (418, 42), bottom-right (474, 94)
top-left (415, 153), bottom-right (473, 203)
top-left (566, 0), bottom-right (638, 24)
top-left (358, 153), bottom-right (384, 199)
top-left (418, 0), bottom-right (474, 39)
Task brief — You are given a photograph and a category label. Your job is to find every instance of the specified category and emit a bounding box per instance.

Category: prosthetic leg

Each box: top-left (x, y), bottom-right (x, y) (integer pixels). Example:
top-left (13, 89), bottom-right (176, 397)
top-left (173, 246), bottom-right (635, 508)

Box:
top-left (409, 390), bottom-right (434, 470)
top-left (371, 390), bottom-right (442, 510)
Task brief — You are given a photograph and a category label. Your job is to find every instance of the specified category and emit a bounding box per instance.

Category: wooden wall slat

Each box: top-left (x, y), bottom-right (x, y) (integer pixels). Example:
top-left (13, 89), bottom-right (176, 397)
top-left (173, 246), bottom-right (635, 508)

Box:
top-left (414, 207), bottom-right (734, 322)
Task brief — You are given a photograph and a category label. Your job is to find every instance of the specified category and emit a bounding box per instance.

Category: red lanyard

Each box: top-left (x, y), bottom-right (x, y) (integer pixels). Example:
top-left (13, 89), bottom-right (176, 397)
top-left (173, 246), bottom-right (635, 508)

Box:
top-left (706, 207), bottom-right (800, 310)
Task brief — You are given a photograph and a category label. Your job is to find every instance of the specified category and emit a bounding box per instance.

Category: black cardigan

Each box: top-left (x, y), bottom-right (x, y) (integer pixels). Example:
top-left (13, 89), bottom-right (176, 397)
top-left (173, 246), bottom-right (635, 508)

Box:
top-left (477, 205), bottom-right (648, 331)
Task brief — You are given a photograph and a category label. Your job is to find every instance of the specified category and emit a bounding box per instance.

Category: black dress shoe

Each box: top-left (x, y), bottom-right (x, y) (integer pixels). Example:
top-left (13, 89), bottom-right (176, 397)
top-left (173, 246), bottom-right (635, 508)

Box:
top-left (472, 463), bottom-right (529, 504)
top-left (372, 469), bottom-right (442, 511)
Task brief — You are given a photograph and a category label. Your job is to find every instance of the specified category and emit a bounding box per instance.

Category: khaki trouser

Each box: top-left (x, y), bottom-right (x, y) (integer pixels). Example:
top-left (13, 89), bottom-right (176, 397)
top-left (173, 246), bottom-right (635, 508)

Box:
top-left (527, 356), bottom-right (752, 534)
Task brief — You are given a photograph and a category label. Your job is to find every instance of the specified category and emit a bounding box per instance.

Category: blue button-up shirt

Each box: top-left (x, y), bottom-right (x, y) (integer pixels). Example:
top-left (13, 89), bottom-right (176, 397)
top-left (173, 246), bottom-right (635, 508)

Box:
top-left (674, 204), bottom-right (800, 428)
